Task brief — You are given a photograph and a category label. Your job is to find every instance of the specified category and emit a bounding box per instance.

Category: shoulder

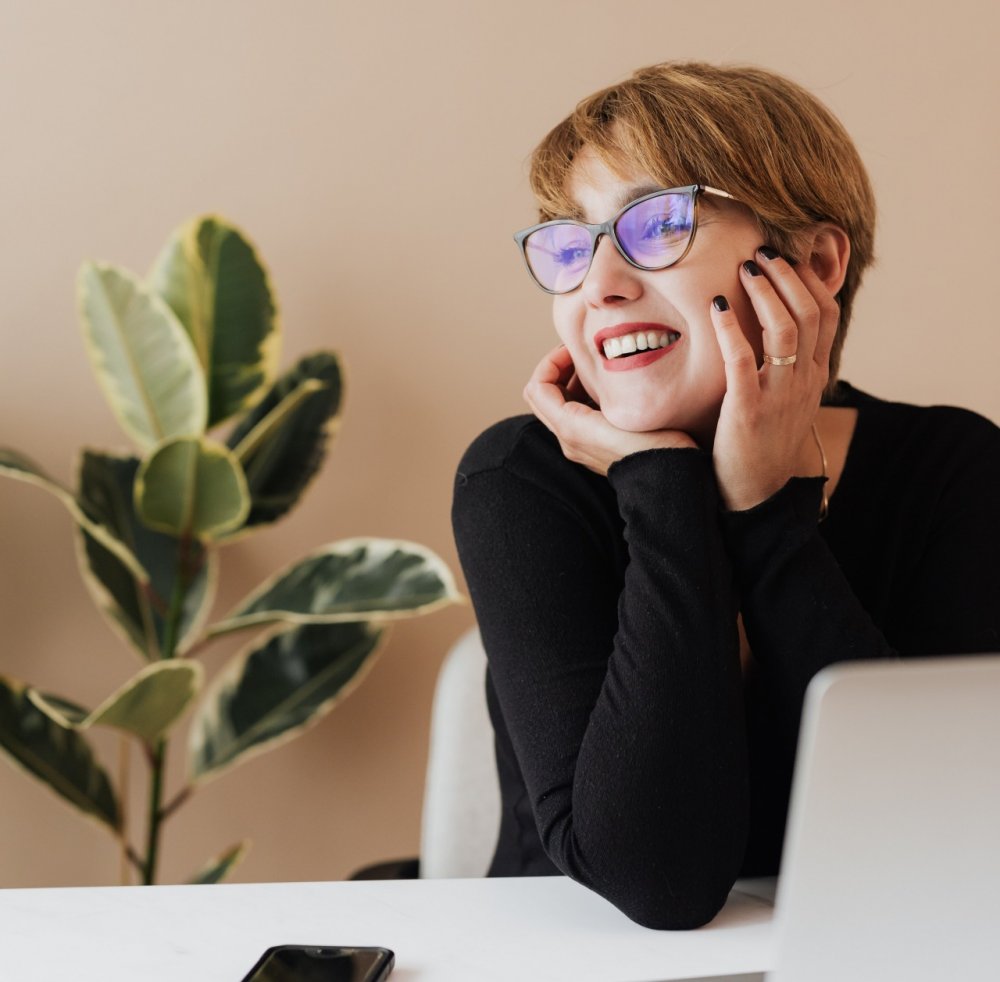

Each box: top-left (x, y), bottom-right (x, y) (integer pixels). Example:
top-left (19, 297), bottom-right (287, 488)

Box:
top-left (456, 415), bottom-right (602, 498)
top-left (453, 416), bottom-right (617, 535)
top-left (837, 381), bottom-right (1000, 468)
top-left (455, 414), bottom-right (555, 479)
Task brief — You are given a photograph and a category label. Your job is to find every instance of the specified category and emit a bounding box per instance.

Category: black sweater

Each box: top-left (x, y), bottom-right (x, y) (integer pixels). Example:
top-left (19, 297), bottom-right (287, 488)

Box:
top-left (451, 383), bottom-right (1000, 929)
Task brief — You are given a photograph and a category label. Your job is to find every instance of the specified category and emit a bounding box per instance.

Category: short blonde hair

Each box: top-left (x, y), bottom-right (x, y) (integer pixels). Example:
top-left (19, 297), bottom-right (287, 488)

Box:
top-left (529, 62), bottom-right (876, 388)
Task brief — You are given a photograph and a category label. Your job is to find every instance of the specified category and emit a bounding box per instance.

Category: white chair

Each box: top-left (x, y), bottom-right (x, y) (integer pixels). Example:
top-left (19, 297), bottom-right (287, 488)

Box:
top-left (351, 627), bottom-right (500, 880)
top-left (419, 627), bottom-right (500, 878)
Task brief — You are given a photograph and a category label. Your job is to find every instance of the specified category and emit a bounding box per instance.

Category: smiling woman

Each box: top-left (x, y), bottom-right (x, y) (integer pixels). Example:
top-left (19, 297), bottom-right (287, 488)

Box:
top-left (451, 62), bottom-right (1000, 930)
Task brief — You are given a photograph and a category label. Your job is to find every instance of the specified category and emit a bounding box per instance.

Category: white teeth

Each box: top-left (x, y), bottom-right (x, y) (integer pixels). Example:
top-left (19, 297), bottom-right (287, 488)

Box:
top-left (601, 330), bottom-right (680, 360)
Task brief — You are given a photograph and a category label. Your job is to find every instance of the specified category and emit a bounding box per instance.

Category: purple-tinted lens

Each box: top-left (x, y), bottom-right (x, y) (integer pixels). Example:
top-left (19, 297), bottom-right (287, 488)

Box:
top-left (615, 192), bottom-right (694, 268)
top-left (523, 223), bottom-right (593, 293)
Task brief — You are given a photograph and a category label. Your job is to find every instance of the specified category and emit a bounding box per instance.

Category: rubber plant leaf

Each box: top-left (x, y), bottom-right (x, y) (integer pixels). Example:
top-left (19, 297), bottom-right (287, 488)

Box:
top-left (0, 448), bottom-right (149, 587)
top-left (75, 451), bottom-right (217, 660)
top-left (188, 620), bottom-right (385, 782)
top-left (135, 437), bottom-right (250, 540)
top-left (26, 691), bottom-right (90, 726)
top-left (224, 351), bottom-right (343, 534)
top-left (206, 538), bottom-right (461, 639)
top-left (0, 675), bottom-right (121, 832)
top-left (112, 663), bottom-right (204, 743)
top-left (77, 262), bottom-right (207, 450)
top-left (29, 662), bottom-right (201, 743)
top-left (187, 840), bottom-right (250, 884)
top-left (148, 215), bottom-right (280, 428)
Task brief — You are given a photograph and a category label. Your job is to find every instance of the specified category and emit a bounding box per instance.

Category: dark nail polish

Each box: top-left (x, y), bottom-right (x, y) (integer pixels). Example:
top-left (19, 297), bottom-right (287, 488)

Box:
top-left (786, 256), bottom-right (799, 267)
top-left (742, 259), bottom-right (762, 277)
top-left (713, 295), bottom-right (730, 312)
top-left (758, 246), bottom-right (780, 261)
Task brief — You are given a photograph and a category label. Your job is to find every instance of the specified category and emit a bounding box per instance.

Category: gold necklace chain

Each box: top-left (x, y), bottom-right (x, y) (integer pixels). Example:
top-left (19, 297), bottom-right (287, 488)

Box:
top-left (811, 422), bottom-right (829, 521)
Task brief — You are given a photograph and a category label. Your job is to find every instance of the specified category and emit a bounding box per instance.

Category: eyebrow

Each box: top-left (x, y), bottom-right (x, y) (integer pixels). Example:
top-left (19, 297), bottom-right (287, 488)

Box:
top-left (614, 184), bottom-right (663, 211)
top-left (565, 183), bottom-right (666, 223)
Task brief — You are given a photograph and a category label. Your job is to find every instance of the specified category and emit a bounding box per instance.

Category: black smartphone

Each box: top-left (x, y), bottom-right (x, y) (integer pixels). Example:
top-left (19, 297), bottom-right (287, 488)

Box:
top-left (239, 944), bottom-right (394, 981)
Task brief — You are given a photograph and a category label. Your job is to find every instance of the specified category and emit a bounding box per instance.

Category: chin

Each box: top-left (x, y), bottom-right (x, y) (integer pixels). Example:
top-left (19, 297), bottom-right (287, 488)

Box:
top-left (600, 399), bottom-right (673, 433)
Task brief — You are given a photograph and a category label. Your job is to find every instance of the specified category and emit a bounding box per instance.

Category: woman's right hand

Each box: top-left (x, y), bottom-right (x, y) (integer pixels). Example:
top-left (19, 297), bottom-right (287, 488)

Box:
top-left (523, 345), bottom-right (698, 476)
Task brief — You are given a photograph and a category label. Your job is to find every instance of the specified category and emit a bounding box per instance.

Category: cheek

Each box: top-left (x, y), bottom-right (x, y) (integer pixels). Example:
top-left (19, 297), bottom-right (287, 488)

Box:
top-left (551, 301), bottom-right (601, 398)
top-left (550, 298), bottom-right (574, 344)
top-left (551, 298), bottom-right (594, 362)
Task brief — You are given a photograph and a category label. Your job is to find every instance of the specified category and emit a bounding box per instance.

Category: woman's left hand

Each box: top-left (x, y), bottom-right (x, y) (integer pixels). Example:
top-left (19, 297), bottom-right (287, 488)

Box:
top-left (710, 249), bottom-right (840, 511)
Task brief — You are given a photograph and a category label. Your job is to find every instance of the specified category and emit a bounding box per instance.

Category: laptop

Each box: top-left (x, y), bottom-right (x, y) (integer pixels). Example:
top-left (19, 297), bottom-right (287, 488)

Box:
top-left (674, 654), bottom-right (1000, 982)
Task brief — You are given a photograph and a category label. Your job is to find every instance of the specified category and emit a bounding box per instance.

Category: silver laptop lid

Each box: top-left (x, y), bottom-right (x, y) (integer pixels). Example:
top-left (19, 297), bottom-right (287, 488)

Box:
top-left (768, 655), bottom-right (1000, 982)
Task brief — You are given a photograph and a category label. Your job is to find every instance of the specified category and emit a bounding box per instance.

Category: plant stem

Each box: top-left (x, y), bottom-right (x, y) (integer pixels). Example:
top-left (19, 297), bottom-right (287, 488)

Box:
top-left (160, 785), bottom-right (192, 821)
top-left (126, 845), bottom-right (145, 873)
top-left (142, 534), bottom-right (192, 885)
top-left (143, 739), bottom-right (166, 885)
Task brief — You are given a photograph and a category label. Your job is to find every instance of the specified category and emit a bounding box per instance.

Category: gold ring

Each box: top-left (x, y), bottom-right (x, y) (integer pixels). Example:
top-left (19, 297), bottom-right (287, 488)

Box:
top-left (763, 353), bottom-right (797, 366)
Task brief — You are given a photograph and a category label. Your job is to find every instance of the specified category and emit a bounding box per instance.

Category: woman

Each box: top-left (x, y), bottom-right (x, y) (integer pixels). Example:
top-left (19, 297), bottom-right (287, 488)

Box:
top-left (451, 62), bottom-right (1000, 930)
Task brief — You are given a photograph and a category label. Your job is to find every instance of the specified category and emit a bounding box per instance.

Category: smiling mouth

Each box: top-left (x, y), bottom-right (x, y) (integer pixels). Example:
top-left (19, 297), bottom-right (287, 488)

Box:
top-left (601, 329), bottom-right (682, 361)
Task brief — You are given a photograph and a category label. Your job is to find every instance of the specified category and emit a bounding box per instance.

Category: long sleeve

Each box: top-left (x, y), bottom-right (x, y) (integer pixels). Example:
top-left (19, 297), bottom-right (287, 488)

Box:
top-left (720, 398), bottom-right (1000, 871)
top-left (452, 393), bottom-right (1000, 923)
top-left (453, 423), bottom-right (749, 929)
top-left (723, 402), bottom-right (1000, 747)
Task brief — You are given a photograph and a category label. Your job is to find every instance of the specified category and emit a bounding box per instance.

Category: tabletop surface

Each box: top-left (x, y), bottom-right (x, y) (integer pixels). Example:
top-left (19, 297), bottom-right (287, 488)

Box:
top-left (1, 874), bottom-right (777, 981)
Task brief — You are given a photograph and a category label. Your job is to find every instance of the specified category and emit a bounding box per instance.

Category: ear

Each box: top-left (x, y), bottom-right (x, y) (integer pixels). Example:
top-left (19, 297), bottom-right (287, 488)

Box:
top-left (805, 224), bottom-right (851, 296)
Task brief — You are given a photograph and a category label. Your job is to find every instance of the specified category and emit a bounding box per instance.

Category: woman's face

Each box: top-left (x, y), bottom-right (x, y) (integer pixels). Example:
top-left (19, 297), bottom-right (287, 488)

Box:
top-left (553, 147), bottom-right (766, 442)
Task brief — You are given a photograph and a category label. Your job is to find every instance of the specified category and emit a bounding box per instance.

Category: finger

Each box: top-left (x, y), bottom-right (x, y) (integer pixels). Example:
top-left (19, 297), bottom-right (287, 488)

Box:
top-left (525, 353), bottom-right (582, 433)
top-left (523, 373), bottom-right (561, 429)
top-left (710, 294), bottom-right (759, 404)
top-left (754, 246), bottom-right (821, 363)
top-left (791, 261), bottom-right (841, 373)
top-left (526, 373), bottom-right (604, 463)
top-left (739, 259), bottom-right (800, 369)
top-left (529, 344), bottom-right (575, 387)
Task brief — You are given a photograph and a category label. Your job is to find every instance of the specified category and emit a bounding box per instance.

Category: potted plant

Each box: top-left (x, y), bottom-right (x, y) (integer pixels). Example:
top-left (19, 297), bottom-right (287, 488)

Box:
top-left (0, 215), bottom-right (459, 885)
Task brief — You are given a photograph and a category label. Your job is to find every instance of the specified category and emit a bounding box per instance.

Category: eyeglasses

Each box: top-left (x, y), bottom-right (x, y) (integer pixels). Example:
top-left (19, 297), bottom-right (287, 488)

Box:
top-left (513, 185), bottom-right (735, 295)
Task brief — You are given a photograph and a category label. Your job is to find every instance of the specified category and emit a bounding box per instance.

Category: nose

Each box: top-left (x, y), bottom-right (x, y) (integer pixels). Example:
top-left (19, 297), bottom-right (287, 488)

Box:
top-left (580, 234), bottom-right (643, 307)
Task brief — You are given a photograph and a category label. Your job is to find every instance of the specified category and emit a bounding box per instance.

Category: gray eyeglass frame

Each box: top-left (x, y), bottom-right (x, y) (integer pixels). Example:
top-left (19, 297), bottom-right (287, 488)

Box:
top-left (512, 184), bottom-right (735, 295)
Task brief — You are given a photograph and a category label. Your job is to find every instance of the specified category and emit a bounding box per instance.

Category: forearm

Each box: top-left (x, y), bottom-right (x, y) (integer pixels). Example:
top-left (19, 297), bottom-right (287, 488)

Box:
top-left (455, 446), bottom-right (748, 927)
top-left (723, 478), bottom-right (894, 742)
top-left (556, 449), bottom-right (746, 921)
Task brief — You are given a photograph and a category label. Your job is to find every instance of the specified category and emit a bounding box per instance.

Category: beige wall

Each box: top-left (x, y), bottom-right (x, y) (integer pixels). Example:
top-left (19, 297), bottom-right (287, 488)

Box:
top-left (1, 0), bottom-right (997, 888)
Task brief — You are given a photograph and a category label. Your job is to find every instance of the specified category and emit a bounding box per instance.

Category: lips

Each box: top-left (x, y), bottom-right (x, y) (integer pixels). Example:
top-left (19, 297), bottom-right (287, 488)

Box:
top-left (593, 322), bottom-right (682, 372)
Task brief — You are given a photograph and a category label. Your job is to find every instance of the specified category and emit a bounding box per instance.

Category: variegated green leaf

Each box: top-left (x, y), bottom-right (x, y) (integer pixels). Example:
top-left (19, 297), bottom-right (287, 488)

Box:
top-left (77, 262), bottom-right (207, 449)
top-left (148, 215), bottom-right (280, 427)
top-left (27, 691), bottom-right (90, 727)
top-left (207, 538), bottom-right (460, 638)
top-left (187, 840), bottom-right (250, 884)
top-left (85, 662), bottom-right (203, 743)
top-left (0, 675), bottom-right (120, 831)
top-left (224, 352), bottom-right (343, 532)
top-left (31, 664), bottom-right (201, 743)
top-left (0, 448), bottom-right (149, 586)
top-left (76, 451), bottom-right (216, 659)
top-left (135, 437), bottom-right (249, 539)
top-left (189, 621), bottom-right (385, 782)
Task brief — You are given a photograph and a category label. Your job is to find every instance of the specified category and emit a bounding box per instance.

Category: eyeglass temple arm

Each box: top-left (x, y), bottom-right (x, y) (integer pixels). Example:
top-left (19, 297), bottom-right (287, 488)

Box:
top-left (701, 186), bottom-right (735, 200)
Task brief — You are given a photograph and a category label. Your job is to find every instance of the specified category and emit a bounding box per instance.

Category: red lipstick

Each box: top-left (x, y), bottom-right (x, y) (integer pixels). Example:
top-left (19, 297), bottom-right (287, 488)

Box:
top-left (594, 322), bottom-right (681, 373)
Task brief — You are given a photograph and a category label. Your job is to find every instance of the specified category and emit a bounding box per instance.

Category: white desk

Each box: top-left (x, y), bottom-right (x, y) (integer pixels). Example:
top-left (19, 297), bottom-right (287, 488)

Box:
top-left (1, 875), bottom-right (775, 981)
